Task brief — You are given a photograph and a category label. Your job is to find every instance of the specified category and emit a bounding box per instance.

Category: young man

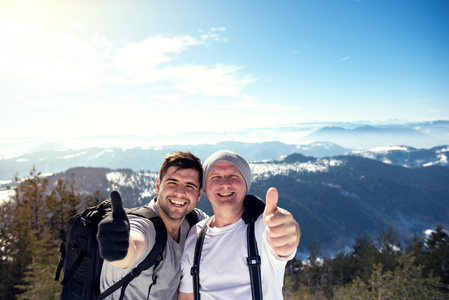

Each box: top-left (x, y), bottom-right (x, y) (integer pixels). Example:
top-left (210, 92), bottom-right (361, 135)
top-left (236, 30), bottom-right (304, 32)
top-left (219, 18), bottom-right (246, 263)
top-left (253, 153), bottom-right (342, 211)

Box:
top-left (178, 150), bottom-right (301, 299)
top-left (97, 151), bottom-right (207, 300)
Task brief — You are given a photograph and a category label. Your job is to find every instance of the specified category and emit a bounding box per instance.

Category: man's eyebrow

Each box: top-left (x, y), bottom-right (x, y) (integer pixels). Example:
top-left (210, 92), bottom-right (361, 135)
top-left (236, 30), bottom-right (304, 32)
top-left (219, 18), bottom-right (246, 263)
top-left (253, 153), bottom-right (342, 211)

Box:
top-left (165, 177), bottom-right (179, 182)
top-left (186, 181), bottom-right (199, 188)
top-left (208, 170), bottom-right (241, 177)
top-left (166, 177), bottom-right (199, 188)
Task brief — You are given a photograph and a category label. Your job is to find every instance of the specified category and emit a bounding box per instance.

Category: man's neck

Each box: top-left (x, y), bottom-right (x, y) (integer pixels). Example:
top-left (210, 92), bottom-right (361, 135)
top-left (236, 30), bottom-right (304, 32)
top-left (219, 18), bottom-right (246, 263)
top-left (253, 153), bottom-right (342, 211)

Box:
top-left (159, 213), bottom-right (183, 243)
top-left (210, 207), bottom-right (244, 228)
top-left (153, 197), bottom-right (184, 242)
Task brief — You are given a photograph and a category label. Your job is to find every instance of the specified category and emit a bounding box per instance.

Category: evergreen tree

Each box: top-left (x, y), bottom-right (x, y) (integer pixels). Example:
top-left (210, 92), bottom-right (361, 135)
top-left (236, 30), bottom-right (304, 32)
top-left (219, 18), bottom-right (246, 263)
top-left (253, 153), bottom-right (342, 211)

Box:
top-left (15, 234), bottom-right (61, 300)
top-left (423, 225), bottom-right (449, 289)
top-left (330, 248), bottom-right (354, 287)
top-left (369, 263), bottom-right (394, 300)
top-left (45, 175), bottom-right (82, 242)
top-left (0, 168), bottom-right (88, 299)
top-left (0, 168), bottom-right (49, 297)
top-left (338, 276), bottom-right (371, 300)
top-left (350, 234), bottom-right (379, 283)
top-left (0, 191), bottom-right (19, 299)
top-left (389, 252), bottom-right (444, 299)
top-left (376, 227), bottom-right (401, 272)
top-left (303, 239), bottom-right (325, 295)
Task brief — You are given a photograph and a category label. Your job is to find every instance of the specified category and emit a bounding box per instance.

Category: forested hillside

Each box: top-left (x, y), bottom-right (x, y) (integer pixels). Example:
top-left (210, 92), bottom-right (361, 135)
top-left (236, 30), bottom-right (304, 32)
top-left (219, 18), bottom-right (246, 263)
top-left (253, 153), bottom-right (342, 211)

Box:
top-left (1, 168), bottom-right (448, 299)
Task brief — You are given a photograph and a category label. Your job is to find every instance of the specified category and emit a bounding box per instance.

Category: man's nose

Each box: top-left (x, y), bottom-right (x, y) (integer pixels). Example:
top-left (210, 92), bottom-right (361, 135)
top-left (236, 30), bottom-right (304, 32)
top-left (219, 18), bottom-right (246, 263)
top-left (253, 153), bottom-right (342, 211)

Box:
top-left (175, 184), bottom-right (187, 194)
top-left (220, 176), bottom-right (231, 186)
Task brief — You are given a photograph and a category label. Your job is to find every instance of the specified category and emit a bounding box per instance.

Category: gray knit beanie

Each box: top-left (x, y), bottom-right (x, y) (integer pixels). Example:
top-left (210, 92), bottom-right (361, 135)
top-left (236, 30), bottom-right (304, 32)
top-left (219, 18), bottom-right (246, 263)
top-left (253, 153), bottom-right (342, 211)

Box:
top-left (202, 150), bottom-right (252, 193)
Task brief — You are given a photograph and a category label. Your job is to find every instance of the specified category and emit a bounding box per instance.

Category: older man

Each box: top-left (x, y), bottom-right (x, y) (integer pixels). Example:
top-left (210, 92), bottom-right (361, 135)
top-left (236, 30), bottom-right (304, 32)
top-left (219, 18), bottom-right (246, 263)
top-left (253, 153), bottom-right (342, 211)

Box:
top-left (178, 150), bottom-right (300, 299)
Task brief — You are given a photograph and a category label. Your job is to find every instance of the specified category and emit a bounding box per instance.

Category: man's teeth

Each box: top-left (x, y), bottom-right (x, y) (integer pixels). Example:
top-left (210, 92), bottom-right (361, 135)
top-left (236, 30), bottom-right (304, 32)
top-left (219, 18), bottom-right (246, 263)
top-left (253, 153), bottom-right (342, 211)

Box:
top-left (218, 192), bottom-right (233, 197)
top-left (170, 199), bottom-right (186, 206)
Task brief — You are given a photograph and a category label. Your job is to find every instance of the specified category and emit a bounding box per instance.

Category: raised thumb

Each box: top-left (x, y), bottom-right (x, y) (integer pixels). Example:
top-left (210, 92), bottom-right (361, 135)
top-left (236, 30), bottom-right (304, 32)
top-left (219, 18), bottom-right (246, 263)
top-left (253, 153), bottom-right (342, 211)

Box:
top-left (110, 190), bottom-right (127, 220)
top-left (263, 187), bottom-right (278, 217)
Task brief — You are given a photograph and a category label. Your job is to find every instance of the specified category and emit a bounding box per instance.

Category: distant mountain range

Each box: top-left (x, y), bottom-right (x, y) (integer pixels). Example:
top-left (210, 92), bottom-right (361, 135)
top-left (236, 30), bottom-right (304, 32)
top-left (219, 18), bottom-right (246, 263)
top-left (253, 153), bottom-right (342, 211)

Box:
top-left (0, 141), bottom-right (343, 181)
top-left (26, 151), bottom-right (449, 257)
top-left (1, 120), bottom-right (448, 255)
top-left (298, 120), bottom-right (449, 149)
top-left (1, 140), bottom-right (448, 181)
top-left (1, 120), bottom-right (448, 158)
top-left (303, 125), bottom-right (434, 149)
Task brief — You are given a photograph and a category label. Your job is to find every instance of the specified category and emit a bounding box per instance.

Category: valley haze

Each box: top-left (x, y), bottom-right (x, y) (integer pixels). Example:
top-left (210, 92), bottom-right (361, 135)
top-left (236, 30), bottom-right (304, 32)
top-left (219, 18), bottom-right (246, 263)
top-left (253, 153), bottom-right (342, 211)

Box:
top-left (1, 120), bottom-right (448, 159)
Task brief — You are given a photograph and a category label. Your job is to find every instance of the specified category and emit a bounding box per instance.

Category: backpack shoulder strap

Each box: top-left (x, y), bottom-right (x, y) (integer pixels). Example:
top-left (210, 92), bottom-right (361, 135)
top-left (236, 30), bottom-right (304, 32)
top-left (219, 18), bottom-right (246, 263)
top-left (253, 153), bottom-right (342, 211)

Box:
top-left (191, 219), bottom-right (209, 300)
top-left (185, 208), bottom-right (201, 227)
top-left (247, 220), bottom-right (262, 300)
top-left (242, 194), bottom-right (265, 224)
top-left (97, 206), bottom-right (168, 300)
top-left (243, 194), bottom-right (264, 299)
top-left (127, 206), bottom-right (167, 271)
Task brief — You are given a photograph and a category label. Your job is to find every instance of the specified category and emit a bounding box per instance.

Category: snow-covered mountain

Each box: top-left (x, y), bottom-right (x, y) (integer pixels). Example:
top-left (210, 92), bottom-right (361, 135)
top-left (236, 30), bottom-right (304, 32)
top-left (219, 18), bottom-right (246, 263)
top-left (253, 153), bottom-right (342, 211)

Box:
top-left (2, 121), bottom-right (448, 254)
top-left (346, 145), bottom-right (449, 168)
top-left (249, 154), bottom-right (449, 254)
top-left (2, 138), bottom-right (448, 181)
top-left (300, 124), bottom-right (444, 149)
top-left (0, 141), bottom-right (349, 181)
top-left (33, 152), bottom-right (449, 256)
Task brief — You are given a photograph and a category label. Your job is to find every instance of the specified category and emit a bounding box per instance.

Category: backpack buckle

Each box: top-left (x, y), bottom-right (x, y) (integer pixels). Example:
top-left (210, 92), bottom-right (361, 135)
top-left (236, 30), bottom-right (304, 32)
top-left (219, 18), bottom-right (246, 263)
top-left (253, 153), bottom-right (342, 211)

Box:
top-left (131, 267), bottom-right (142, 277)
top-left (191, 265), bottom-right (199, 275)
top-left (247, 255), bottom-right (261, 266)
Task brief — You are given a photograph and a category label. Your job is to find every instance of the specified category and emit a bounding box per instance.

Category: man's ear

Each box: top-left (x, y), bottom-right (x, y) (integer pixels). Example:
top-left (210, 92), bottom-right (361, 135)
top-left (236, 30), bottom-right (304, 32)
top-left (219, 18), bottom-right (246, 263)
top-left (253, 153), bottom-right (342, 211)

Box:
top-left (155, 178), bottom-right (161, 193)
top-left (196, 188), bottom-right (202, 202)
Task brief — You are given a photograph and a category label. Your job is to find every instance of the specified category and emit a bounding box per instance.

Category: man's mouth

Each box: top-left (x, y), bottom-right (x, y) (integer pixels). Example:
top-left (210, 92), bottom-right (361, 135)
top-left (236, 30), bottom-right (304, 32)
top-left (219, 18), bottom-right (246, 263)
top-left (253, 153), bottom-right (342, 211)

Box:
top-left (170, 198), bottom-right (187, 207)
top-left (218, 192), bottom-right (234, 197)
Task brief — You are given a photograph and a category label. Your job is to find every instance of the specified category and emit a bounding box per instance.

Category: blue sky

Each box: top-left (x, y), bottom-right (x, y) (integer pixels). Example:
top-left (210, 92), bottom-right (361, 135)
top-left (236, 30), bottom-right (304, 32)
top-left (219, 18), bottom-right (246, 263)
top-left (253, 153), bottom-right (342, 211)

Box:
top-left (0, 0), bottom-right (448, 150)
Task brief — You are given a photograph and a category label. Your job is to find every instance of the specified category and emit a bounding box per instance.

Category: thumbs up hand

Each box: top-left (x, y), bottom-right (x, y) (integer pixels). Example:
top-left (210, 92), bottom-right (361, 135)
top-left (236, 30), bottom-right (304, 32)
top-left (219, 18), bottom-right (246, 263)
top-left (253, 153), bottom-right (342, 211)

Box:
top-left (97, 190), bottom-right (130, 262)
top-left (263, 187), bottom-right (301, 257)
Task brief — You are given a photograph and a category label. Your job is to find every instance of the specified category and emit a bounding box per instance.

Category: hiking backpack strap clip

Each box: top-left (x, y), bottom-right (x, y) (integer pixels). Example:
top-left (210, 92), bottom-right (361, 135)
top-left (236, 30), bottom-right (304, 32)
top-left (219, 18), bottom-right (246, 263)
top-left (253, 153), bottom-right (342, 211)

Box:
top-left (191, 194), bottom-right (265, 300)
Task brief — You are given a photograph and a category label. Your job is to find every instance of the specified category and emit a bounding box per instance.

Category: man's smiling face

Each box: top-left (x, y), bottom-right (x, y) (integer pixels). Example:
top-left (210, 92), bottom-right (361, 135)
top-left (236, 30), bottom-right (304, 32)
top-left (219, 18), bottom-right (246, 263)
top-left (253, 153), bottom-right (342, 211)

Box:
top-left (204, 160), bottom-right (247, 214)
top-left (156, 166), bottom-right (201, 222)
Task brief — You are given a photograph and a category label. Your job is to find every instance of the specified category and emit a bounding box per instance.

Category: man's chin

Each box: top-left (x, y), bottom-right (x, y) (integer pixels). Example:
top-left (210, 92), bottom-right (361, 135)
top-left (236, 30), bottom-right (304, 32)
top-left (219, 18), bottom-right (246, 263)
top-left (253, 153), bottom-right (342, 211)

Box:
top-left (168, 207), bottom-right (191, 220)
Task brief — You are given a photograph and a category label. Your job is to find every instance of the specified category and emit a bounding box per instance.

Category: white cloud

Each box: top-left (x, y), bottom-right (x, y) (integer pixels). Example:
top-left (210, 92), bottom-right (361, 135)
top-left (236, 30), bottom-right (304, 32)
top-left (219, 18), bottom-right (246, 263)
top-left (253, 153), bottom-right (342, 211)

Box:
top-left (113, 34), bottom-right (199, 76)
top-left (0, 22), bottom-right (250, 97)
top-left (105, 29), bottom-right (251, 97)
top-left (173, 65), bottom-right (254, 97)
top-left (209, 27), bottom-right (226, 33)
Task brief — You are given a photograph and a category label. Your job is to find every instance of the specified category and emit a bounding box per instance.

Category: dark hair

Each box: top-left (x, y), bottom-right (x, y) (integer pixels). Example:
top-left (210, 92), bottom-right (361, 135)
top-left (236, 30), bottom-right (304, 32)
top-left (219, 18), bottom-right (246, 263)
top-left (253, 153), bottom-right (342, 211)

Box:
top-left (159, 151), bottom-right (203, 189)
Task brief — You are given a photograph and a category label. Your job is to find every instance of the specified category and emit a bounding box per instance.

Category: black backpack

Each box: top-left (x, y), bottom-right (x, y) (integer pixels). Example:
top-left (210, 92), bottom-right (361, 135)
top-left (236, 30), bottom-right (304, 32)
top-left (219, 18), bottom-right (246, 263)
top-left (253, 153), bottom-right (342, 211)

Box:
top-left (54, 199), bottom-right (200, 300)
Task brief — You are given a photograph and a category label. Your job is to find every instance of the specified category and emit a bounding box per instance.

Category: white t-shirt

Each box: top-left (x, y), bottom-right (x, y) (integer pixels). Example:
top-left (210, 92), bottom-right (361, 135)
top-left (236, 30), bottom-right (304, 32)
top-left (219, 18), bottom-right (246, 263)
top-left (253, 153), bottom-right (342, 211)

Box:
top-left (179, 214), bottom-right (294, 299)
